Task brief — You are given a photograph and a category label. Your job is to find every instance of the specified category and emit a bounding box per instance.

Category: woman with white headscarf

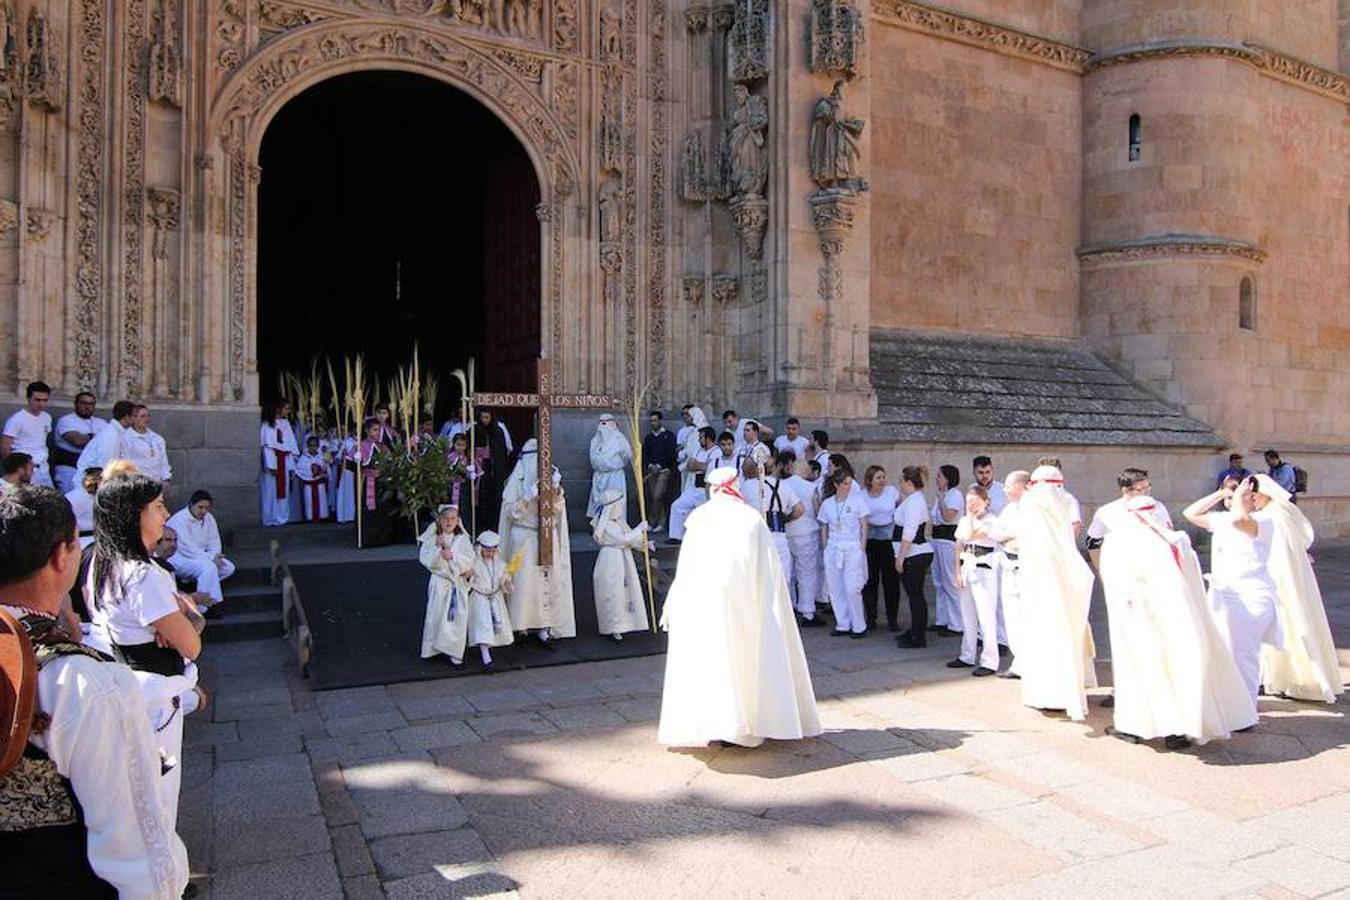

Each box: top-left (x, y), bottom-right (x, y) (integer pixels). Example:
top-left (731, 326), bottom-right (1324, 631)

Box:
top-left (587, 413), bottom-right (632, 520)
top-left (1015, 464), bottom-right (1097, 721)
top-left (592, 489), bottom-right (651, 640)
top-left (499, 438), bottom-right (577, 645)
top-left (419, 504), bottom-right (475, 666)
top-left (1101, 495), bottom-right (1256, 747)
top-left (1249, 474), bottom-right (1343, 703)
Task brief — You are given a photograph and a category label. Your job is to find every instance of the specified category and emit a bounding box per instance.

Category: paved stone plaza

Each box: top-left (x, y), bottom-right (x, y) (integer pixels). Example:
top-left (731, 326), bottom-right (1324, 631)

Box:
top-left (181, 546), bottom-right (1350, 900)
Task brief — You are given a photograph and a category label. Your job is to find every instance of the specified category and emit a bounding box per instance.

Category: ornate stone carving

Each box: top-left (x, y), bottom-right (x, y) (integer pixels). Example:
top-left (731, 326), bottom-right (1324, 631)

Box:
top-left (597, 176), bottom-right (622, 242)
top-left (149, 0), bottom-right (183, 106)
top-left (428, 0), bottom-right (542, 41)
top-left (710, 3), bottom-right (734, 31)
top-left (74, 0), bottom-right (107, 389)
top-left (724, 84), bottom-right (767, 198)
top-left (489, 47), bottom-right (544, 82)
top-left (0, 198), bottom-right (17, 239)
top-left (729, 0), bottom-right (767, 83)
top-left (552, 0), bottom-right (577, 50)
top-left (0, 3), bottom-right (16, 130)
top-left (600, 9), bottom-right (623, 62)
top-left (648, 0), bottom-right (669, 403)
top-left (1088, 41), bottom-right (1348, 104)
top-left (678, 130), bottom-right (707, 202)
top-left (24, 7), bottom-right (61, 112)
top-left (809, 80), bottom-right (867, 191)
top-left (685, 4), bottom-right (708, 32)
top-left (681, 276), bottom-right (705, 304)
top-left (598, 63), bottom-right (623, 172)
top-left (148, 188), bottom-right (181, 259)
top-left (808, 0), bottom-right (862, 79)
top-left (553, 61), bottom-right (578, 139)
top-left (1076, 234), bottom-right (1268, 265)
top-left (729, 194), bottom-right (767, 260)
top-left (25, 208), bottom-right (53, 242)
top-left (122, 0), bottom-right (151, 396)
top-left (810, 187), bottom-right (857, 259)
top-left (710, 274), bottom-right (739, 304)
top-left (215, 0), bottom-right (246, 71)
top-left (873, 0), bottom-right (1089, 73)
top-left (259, 1), bottom-right (331, 34)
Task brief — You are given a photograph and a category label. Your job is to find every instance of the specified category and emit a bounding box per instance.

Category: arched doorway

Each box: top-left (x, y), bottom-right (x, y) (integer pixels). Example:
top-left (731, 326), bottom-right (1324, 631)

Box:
top-left (256, 70), bottom-right (542, 417)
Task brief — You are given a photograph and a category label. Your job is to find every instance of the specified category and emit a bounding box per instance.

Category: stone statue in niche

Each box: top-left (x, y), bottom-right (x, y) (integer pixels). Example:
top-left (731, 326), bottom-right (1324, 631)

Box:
top-left (600, 9), bottom-right (623, 62)
top-left (597, 176), bottom-right (622, 242)
top-left (809, 80), bottom-right (866, 191)
top-left (724, 84), bottom-right (768, 199)
top-left (599, 64), bottom-right (623, 173)
top-left (679, 131), bottom-right (707, 202)
top-left (24, 7), bottom-right (60, 112)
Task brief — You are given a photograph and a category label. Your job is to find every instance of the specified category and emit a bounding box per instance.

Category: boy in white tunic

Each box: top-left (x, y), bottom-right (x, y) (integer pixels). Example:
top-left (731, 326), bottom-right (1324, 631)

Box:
top-left (591, 489), bottom-right (651, 640)
top-left (294, 435), bottom-right (331, 522)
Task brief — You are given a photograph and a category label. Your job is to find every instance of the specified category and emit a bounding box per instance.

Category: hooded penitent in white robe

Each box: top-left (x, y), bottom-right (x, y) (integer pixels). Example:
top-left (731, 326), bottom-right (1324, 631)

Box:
top-left (658, 468), bottom-right (821, 747)
top-left (1016, 466), bottom-right (1097, 721)
top-left (419, 520), bottom-right (476, 661)
top-left (676, 406), bottom-right (710, 494)
top-left (591, 489), bottom-right (651, 636)
top-left (1252, 474), bottom-right (1343, 703)
top-left (499, 439), bottom-right (576, 637)
top-left (587, 415), bottom-right (633, 519)
top-left (1101, 497), bottom-right (1257, 742)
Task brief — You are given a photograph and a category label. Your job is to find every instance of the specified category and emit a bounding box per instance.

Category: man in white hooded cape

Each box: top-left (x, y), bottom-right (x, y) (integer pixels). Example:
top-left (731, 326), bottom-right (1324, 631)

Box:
top-left (658, 467), bottom-right (821, 748)
top-left (1015, 465), bottom-right (1097, 721)
top-left (499, 439), bottom-right (576, 643)
top-left (587, 413), bottom-right (632, 520)
top-left (1100, 495), bottom-right (1257, 746)
top-left (1252, 474), bottom-right (1344, 703)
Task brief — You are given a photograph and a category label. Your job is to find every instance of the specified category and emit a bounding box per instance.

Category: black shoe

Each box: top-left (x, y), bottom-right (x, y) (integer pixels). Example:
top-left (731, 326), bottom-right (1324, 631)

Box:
top-left (972, 667), bottom-right (997, 677)
top-left (1164, 735), bottom-right (1193, 751)
top-left (481, 660), bottom-right (496, 674)
top-left (896, 633), bottom-right (926, 648)
top-left (536, 634), bottom-right (557, 652)
top-left (996, 670), bottom-right (1021, 680)
top-left (850, 630), bottom-right (867, 640)
top-left (1105, 726), bottom-right (1140, 744)
top-left (946, 659), bottom-right (974, 669)
top-left (926, 624), bottom-right (944, 633)
top-left (887, 622), bottom-right (900, 633)
top-left (831, 629), bottom-right (851, 637)
top-left (798, 616), bottom-right (825, 628)
top-left (1100, 694), bottom-right (1115, 708)
top-left (998, 644), bottom-right (1010, 656)
top-left (1235, 724), bottom-right (1257, 733)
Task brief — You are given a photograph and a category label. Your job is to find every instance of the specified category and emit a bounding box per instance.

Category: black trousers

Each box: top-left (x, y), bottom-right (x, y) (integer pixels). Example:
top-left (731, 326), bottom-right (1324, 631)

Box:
top-left (899, 552), bottom-right (934, 638)
top-left (862, 538), bottom-right (900, 627)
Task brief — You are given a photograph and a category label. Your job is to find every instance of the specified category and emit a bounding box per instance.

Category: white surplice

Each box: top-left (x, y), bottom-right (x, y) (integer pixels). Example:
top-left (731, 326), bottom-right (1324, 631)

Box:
top-left (591, 491), bottom-right (651, 636)
top-left (499, 440), bottom-right (576, 637)
top-left (418, 523), bottom-right (476, 661)
top-left (657, 471), bottom-right (821, 747)
top-left (1100, 500), bottom-right (1257, 742)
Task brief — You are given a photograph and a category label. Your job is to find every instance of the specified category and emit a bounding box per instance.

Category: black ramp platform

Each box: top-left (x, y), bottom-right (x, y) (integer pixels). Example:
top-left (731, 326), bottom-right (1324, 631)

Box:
top-left (292, 550), bottom-right (667, 690)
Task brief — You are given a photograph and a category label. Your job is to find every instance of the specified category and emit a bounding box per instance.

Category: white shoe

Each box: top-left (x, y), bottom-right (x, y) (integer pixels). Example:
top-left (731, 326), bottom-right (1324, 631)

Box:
top-left (611, 633), bottom-right (624, 642)
top-left (650, 524), bottom-right (665, 533)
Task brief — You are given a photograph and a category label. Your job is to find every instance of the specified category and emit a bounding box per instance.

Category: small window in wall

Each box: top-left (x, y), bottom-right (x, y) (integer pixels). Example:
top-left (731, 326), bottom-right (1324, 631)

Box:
top-left (1239, 276), bottom-right (1256, 331)
top-left (1128, 114), bottom-right (1142, 163)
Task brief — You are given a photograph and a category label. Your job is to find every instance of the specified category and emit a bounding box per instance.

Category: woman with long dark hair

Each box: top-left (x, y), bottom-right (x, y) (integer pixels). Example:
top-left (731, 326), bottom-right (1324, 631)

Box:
top-left (818, 454), bottom-right (868, 637)
top-left (860, 465), bottom-right (901, 631)
top-left (894, 465), bottom-right (935, 648)
top-left (90, 472), bottom-right (202, 827)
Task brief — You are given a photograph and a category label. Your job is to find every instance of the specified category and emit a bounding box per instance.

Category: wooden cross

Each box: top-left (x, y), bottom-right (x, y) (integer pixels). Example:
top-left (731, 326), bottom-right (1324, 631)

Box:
top-left (471, 358), bottom-right (617, 567)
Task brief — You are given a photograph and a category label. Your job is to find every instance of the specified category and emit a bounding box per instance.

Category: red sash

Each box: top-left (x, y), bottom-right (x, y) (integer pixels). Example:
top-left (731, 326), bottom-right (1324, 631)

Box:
top-left (307, 480), bottom-right (323, 519)
top-left (274, 447), bottom-right (289, 499)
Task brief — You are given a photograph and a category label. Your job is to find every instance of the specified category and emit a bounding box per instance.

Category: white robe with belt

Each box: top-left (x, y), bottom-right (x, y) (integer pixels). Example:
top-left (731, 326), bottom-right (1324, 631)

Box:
top-left (419, 525), bottom-right (476, 660)
top-left (499, 445), bottom-right (576, 637)
top-left (658, 489), bottom-right (821, 747)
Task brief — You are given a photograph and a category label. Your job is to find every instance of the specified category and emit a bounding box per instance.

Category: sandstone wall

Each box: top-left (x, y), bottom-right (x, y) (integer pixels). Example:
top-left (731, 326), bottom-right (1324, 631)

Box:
top-left (868, 22), bottom-right (1082, 339)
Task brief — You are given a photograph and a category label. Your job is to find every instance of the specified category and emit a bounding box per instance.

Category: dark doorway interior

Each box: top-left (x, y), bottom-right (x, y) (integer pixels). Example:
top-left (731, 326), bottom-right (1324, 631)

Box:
top-left (257, 70), bottom-right (541, 424)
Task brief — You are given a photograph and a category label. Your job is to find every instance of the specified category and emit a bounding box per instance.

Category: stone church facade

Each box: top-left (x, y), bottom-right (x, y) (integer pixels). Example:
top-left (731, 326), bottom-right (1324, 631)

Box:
top-left (0, 0), bottom-right (1346, 529)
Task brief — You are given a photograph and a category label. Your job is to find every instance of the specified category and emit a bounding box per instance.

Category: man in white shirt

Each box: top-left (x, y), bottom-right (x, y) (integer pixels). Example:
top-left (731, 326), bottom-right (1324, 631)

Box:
top-left (122, 404), bottom-right (172, 488)
top-left (75, 399), bottom-right (135, 480)
top-left (736, 421), bottom-right (772, 484)
top-left (0, 485), bottom-right (190, 898)
top-left (722, 410), bottom-right (745, 453)
top-left (972, 455), bottom-right (1007, 514)
top-left (809, 429), bottom-right (832, 474)
top-left (64, 466), bottom-right (102, 549)
top-left (778, 451), bottom-right (824, 626)
top-left (1085, 467), bottom-right (1171, 570)
top-left (165, 489), bottom-right (236, 605)
top-left (51, 392), bottom-right (107, 493)
top-left (773, 417), bottom-right (810, 460)
top-left (2, 380), bottom-right (54, 487)
top-left (668, 427), bottom-right (718, 542)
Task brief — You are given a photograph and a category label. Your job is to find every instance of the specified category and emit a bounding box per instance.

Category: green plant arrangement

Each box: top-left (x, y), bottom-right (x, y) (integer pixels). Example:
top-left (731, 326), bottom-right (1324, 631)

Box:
top-left (379, 434), bottom-right (453, 536)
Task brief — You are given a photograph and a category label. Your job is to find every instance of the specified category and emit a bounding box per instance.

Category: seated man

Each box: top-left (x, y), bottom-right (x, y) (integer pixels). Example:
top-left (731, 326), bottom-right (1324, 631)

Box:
top-left (0, 485), bottom-right (190, 897)
top-left (164, 490), bottom-right (235, 608)
top-left (153, 526), bottom-right (214, 613)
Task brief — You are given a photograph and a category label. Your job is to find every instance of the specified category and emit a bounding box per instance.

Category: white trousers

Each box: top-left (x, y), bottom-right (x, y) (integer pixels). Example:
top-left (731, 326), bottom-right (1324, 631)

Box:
top-left (169, 554), bottom-right (236, 604)
top-left (53, 464), bottom-right (77, 494)
top-left (1000, 557), bottom-right (1022, 675)
top-left (259, 470), bottom-right (291, 526)
top-left (932, 540), bottom-right (962, 631)
top-left (668, 489), bottom-right (706, 540)
top-left (958, 556), bottom-right (1001, 670)
top-left (787, 530), bottom-right (824, 618)
top-left (298, 479), bottom-right (329, 521)
top-left (1211, 584), bottom-right (1280, 703)
top-left (824, 541), bottom-right (867, 633)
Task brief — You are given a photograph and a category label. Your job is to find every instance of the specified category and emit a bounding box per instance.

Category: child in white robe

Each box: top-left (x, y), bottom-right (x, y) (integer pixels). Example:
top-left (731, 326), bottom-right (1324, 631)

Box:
top-left (591, 489), bottom-right (651, 640)
top-left (467, 530), bottom-right (514, 671)
top-left (295, 436), bottom-right (330, 522)
top-left (419, 504), bottom-right (476, 665)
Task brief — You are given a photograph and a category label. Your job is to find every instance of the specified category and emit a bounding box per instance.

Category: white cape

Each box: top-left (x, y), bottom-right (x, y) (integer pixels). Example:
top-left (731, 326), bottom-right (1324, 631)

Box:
top-left (418, 524), bottom-right (476, 660)
top-left (1101, 514), bottom-right (1257, 742)
top-left (499, 442), bottom-right (576, 637)
top-left (1016, 474), bottom-right (1097, 721)
top-left (658, 491), bottom-right (821, 747)
top-left (1256, 479), bottom-right (1343, 703)
top-left (592, 496), bottom-right (651, 635)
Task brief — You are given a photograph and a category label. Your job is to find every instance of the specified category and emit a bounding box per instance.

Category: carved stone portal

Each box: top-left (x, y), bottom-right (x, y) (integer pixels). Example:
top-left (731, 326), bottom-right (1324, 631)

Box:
top-left (807, 0), bottom-right (863, 79)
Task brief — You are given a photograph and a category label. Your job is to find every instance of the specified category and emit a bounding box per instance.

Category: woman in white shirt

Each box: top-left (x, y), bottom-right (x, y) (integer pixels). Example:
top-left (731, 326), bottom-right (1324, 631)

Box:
top-left (952, 484), bottom-right (1001, 675)
top-left (930, 464), bottom-right (965, 634)
top-left (860, 465), bottom-right (901, 631)
top-left (817, 455), bottom-right (868, 637)
top-left (121, 404), bottom-right (173, 486)
top-left (893, 465), bottom-right (935, 648)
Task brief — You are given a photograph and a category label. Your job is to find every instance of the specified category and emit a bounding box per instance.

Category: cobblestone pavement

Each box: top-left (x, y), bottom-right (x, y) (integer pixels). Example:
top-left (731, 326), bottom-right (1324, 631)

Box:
top-left (181, 545), bottom-right (1350, 900)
